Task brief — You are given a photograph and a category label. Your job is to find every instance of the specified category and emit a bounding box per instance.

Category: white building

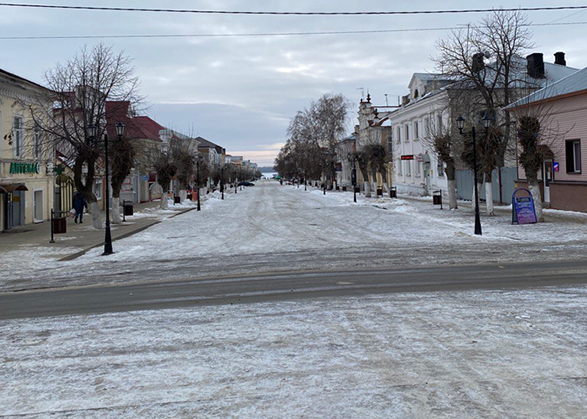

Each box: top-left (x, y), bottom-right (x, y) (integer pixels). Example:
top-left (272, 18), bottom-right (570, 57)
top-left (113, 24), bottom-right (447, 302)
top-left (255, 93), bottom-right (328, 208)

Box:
top-left (390, 73), bottom-right (453, 196)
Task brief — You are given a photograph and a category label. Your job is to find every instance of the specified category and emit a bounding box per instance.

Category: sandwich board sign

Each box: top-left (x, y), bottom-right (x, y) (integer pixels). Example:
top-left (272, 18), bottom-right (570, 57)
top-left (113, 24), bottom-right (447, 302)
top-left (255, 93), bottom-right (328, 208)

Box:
top-left (512, 188), bottom-right (537, 224)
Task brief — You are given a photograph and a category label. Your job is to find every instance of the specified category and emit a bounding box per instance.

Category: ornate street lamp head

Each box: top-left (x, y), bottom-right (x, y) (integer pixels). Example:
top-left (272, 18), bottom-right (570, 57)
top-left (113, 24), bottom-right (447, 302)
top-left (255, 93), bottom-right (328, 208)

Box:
top-left (456, 115), bottom-right (465, 133)
top-left (115, 121), bottom-right (125, 137)
top-left (87, 124), bottom-right (98, 139)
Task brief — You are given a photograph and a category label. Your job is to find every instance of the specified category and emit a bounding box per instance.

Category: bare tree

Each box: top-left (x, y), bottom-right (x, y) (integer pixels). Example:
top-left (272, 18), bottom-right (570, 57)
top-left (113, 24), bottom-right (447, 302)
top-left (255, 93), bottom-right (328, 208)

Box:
top-left (433, 133), bottom-right (459, 209)
top-left (31, 44), bottom-right (141, 229)
top-left (279, 94), bottom-right (349, 188)
top-left (109, 136), bottom-right (135, 223)
top-left (435, 10), bottom-right (534, 215)
top-left (516, 115), bottom-right (545, 221)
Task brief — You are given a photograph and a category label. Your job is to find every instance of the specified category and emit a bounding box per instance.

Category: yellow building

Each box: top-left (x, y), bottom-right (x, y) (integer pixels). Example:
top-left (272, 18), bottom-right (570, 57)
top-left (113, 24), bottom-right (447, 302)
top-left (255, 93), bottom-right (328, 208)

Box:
top-left (0, 68), bottom-right (54, 231)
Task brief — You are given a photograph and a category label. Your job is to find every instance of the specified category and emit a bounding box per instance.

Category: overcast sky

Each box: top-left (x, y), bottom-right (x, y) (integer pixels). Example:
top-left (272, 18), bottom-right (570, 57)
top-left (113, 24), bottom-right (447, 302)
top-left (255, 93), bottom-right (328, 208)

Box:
top-left (2, 1), bottom-right (587, 166)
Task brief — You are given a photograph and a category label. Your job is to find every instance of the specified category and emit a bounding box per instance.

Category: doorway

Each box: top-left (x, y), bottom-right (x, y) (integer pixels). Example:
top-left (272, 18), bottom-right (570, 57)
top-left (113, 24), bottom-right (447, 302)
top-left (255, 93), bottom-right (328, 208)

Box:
top-left (543, 159), bottom-right (554, 203)
top-left (34, 190), bottom-right (44, 222)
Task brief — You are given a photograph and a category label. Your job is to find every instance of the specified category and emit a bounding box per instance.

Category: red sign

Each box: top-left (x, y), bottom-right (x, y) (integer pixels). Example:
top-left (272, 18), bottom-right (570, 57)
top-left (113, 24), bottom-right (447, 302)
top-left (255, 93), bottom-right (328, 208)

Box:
top-left (401, 155), bottom-right (414, 160)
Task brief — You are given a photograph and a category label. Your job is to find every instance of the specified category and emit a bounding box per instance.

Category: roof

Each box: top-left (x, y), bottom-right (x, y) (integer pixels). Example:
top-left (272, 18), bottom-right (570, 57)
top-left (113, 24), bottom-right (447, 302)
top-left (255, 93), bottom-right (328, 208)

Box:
top-left (506, 66), bottom-right (587, 109)
top-left (133, 116), bottom-right (164, 142)
top-left (106, 102), bottom-right (165, 141)
top-left (0, 68), bottom-right (51, 93)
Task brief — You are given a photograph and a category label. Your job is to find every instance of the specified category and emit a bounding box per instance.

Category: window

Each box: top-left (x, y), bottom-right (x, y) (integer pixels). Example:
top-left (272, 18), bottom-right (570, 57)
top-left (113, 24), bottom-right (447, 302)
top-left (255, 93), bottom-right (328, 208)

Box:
top-left (437, 114), bottom-right (443, 133)
top-left (415, 161), bottom-right (421, 177)
top-left (34, 126), bottom-right (43, 159)
top-left (404, 125), bottom-right (410, 142)
top-left (566, 139), bottom-right (582, 173)
top-left (13, 116), bottom-right (24, 157)
top-left (424, 118), bottom-right (430, 137)
top-left (396, 127), bottom-right (401, 143)
top-left (414, 122), bottom-right (419, 140)
top-left (386, 135), bottom-right (393, 154)
top-left (397, 158), bottom-right (402, 175)
top-left (405, 160), bottom-right (411, 176)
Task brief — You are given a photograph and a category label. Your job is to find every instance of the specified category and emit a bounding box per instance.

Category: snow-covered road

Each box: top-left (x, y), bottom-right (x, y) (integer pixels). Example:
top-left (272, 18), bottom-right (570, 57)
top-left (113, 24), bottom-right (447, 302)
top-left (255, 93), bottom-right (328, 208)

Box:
top-left (3, 180), bottom-right (587, 291)
top-left (3, 181), bottom-right (587, 417)
top-left (2, 287), bottom-right (587, 418)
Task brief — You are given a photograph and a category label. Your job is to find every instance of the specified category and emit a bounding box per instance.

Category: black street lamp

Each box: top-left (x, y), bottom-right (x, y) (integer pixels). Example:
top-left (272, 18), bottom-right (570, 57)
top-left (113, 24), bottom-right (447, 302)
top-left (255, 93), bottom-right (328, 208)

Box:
top-left (456, 114), bottom-right (491, 236)
top-left (220, 165), bottom-right (225, 200)
top-left (88, 122), bottom-right (124, 255)
top-left (234, 168), bottom-right (238, 194)
top-left (347, 153), bottom-right (357, 203)
top-left (196, 155), bottom-right (203, 211)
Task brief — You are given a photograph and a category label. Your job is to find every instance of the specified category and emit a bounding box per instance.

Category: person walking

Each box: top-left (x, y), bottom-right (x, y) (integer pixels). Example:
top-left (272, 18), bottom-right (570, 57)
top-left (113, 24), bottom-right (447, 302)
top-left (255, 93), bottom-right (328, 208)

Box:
top-left (73, 191), bottom-right (88, 223)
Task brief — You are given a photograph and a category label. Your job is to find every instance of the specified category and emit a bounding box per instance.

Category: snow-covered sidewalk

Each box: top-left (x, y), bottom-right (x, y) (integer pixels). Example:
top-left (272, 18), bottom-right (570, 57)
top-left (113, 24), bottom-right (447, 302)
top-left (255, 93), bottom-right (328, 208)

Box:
top-left (2, 286), bottom-right (587, 418)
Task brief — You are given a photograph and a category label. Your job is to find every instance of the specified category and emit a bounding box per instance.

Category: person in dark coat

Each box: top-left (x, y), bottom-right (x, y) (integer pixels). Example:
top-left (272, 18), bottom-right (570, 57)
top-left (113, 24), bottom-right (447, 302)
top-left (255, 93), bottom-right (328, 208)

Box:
top-left (73, 191), bottom-right (88, 223)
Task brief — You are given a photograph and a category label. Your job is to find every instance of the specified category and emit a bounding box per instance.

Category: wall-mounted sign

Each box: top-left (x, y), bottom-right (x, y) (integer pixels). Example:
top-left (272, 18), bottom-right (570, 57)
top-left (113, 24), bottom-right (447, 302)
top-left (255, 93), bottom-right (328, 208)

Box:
top-left (512, 188), bottom-right (537, 225)
top-left (10, 162), bottom-right (40, 174)
top-left (401, 155), bottom-right (414, 160)
top-left (553, 162), bottom-right (559, 172)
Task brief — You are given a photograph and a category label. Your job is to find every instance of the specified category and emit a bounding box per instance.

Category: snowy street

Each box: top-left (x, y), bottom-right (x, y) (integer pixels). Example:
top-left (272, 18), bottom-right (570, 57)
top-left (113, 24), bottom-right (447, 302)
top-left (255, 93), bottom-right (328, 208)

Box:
top-left (2, 287), bottom-right (587, 418)
top-left (3, 180), bottom-right (587, 291)
top-left (3, 181), bottom-right (587, 417)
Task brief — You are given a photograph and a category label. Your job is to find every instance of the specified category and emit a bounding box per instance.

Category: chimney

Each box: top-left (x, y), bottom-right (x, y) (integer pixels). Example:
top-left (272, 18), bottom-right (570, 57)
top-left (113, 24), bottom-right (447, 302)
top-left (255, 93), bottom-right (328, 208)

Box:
top-left (554, 51), bottom-right (566, 66)
top-left (527, 53), bottom-right (545, 78)
top-left (472, 52), bottom-right (485, 73)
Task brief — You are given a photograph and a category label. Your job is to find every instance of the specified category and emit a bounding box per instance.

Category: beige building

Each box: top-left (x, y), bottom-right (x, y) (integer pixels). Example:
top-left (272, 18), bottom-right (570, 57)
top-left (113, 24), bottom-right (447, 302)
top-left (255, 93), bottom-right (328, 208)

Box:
top-left (0, 68), bottom-right (54, 231)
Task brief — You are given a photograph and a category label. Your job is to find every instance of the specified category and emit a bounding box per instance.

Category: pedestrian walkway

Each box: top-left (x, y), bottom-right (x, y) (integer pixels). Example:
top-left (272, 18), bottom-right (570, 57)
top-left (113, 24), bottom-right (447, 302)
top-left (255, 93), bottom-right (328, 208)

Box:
top-left (0, 200), bottom-right (195, 261)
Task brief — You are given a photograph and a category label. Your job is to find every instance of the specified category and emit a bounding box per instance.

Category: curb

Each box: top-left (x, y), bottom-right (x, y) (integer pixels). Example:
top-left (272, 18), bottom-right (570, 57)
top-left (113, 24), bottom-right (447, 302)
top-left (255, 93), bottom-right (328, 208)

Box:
top-left (59, 206), bottom-right (197, 261)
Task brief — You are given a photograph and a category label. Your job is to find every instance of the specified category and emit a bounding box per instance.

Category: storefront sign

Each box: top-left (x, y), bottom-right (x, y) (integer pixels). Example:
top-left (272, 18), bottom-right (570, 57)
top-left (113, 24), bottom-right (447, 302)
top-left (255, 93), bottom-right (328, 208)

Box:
top-left (10, 162), bottom-right (40, 174)
top-left (512, 188), bottom-right (537, 224)
top-left (401, 155), bottom-right (414, 160)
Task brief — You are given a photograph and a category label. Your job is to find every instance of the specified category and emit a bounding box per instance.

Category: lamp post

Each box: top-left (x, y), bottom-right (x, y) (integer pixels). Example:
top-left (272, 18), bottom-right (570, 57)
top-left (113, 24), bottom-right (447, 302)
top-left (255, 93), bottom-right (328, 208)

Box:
top-left (220, 165), bottom-right (224, 200)
top-left (348, 153), bottom-right (357, 203)
top-left (456, 114), bottom-right (491, 236)
top-left (88, 122), bottom-right (124, 255)
top-left (196, 155), bottom-right (203, 211)
top-left (234, 168), bottom-right (238, 194)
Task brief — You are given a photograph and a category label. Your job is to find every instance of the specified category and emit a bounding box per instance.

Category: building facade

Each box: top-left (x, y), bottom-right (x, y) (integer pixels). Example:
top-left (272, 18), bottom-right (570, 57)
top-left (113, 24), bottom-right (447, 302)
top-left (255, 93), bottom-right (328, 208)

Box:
top-left (0, 68), bottom-right (54, 231)
top-left (508, 66), bottom-right (587, 212)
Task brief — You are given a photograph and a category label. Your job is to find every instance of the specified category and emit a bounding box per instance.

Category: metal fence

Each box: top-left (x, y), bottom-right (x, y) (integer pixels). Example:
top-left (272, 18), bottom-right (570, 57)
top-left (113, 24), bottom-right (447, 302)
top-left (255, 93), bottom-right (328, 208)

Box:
top-left (456, 167), bottom-right (517, 205)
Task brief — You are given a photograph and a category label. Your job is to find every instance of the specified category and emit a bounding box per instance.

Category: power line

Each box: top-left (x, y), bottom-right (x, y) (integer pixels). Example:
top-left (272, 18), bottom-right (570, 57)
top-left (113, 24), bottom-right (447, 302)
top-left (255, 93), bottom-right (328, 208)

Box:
top-left (0, 3), bottom-right (586, 16)
top-left (1, 21), bottom-right (586, 41)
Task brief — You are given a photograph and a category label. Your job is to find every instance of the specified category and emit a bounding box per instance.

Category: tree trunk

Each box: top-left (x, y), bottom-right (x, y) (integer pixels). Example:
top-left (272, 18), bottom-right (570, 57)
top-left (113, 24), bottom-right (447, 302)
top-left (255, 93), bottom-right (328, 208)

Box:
top-left (159, 184), bottom-right (169, 209)
top-left (447, 179), bottom-right (458, 210)
top-left (111, 196), bottom-right (122, 224)
top-left (485, 181), bottom-right (495, 216)
top-left (471, 182), bottom-right (483, 213)
top-left (363, 181), bottom-right (371, 198)
top-left (89, 201), bottom-right (102, 229)
top-left (445, 163), bottom-right (458, 210)
top-left (528, 179), bottom-right (544, 222)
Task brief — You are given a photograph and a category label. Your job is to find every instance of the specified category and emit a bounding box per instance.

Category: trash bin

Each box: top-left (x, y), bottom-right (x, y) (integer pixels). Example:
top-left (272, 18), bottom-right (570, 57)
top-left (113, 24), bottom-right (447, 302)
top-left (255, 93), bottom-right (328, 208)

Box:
top-left (433, 190), bottom-right (443, 208)
top-left (390, 186), bottom-right (397, 198)
top-left (52, 217), bottom-right (67, 234)
top-left (376, 188), bottom-right (383, 196)
top-left (187, 193), bottom-right (192, 200)
top-left (123, 201), bottom-right (134, 216)
top-left (174, 196), bottom-right (181, 204)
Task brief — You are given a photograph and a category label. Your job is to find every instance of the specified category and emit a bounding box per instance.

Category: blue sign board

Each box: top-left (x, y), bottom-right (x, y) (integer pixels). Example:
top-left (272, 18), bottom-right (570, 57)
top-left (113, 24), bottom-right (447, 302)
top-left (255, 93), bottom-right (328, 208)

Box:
top-left (512, 188), bottom-right (537, 224)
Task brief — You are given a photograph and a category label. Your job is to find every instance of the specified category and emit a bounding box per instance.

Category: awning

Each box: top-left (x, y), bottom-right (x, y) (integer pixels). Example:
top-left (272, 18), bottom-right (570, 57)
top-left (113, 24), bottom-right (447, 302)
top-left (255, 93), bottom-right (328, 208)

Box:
top-left (0, 183), bottom-right (29, 193)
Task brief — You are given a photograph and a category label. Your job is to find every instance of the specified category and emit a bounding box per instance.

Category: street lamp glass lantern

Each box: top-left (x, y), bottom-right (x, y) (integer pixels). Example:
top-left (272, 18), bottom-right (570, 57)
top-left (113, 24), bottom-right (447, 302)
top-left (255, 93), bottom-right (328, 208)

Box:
top-left (87, 124), bottom-right (98, 138)
top-left (456, 115), bottom-right (465, 131)
top-left (483, 113), bottom-right (492, 129)
top-left (115, 121), bottom-right (125, 137)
